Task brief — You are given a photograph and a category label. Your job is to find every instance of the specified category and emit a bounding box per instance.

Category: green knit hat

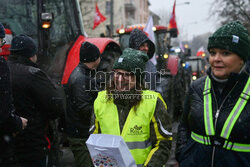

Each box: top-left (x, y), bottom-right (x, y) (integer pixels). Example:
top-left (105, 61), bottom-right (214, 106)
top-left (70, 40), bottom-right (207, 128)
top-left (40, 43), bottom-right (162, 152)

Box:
top-left (113, 48), bottom-right (148, 77)
top-left (207, 21), bottom-right (250, 62)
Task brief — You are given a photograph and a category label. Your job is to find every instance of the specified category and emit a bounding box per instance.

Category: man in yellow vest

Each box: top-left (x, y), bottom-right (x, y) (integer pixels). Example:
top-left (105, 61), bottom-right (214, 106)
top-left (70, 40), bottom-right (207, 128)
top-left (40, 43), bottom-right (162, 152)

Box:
top-left (90, 48), bottom-right (172, 167)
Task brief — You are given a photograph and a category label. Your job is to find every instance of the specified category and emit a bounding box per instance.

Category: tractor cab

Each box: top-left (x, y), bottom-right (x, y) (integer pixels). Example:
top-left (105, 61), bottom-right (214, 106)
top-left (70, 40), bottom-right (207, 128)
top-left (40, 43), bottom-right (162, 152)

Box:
top-left (185, 56), bottom-right (207, 81)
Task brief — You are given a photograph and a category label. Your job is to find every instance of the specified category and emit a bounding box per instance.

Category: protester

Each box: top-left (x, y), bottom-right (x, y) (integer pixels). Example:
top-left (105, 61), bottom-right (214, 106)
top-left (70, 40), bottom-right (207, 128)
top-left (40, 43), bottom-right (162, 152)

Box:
top-left (90, 48), bottom-right (172, 166)
top-left (129, 28), bottom-right (158, 90)
top-left (0, 22), bottom-right (6, 47)
top-left (0, 22), bottom-right (28, 167)
top-left (7, 34), bottom-right (64, 167)
top-left (65, 41), bottom-right (101, 167)
top-left (176, 21), bottom-right (250, 166)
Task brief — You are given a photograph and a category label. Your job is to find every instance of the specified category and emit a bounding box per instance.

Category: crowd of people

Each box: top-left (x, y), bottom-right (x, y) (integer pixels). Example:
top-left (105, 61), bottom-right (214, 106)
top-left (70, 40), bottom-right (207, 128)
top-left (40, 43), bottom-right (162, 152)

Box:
top-left (0, 19), bottom-right (249, 167)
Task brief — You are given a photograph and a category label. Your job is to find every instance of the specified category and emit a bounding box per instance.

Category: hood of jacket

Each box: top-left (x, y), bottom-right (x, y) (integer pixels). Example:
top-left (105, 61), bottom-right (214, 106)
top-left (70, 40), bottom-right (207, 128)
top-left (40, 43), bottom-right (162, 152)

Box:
top-left (129, 28), bottom-right (155, 59)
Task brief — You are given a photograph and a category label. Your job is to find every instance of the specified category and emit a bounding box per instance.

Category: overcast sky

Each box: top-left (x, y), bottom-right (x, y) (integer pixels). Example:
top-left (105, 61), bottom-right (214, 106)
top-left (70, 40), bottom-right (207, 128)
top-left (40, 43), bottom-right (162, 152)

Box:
top-left (149, 0), bottom-right (218, 40)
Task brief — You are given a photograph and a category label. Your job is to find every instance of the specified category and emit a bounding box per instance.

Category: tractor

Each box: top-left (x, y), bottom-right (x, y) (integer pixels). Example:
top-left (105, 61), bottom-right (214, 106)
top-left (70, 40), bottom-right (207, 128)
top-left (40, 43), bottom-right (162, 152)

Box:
top-left (0, 0), bottom-right (121, 85)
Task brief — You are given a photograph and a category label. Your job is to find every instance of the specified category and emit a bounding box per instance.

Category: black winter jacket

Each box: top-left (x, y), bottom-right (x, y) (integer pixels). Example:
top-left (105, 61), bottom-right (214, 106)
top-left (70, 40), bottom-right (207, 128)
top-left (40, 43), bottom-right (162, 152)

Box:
top-left (176, 65), bottom-right (250, 167)
top-left (7, 55), bottom-right (63, 162)
top-left (65, 63), bottom-right (99, 138)
top-left (0, 57), bottom-right (22, 166)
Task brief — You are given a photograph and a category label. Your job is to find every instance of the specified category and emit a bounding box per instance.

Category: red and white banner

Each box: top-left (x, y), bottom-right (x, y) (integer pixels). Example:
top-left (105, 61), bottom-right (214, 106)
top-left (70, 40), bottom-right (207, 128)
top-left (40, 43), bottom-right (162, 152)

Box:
top-left (0, 28), bottom-right (13, 60)
top-left (92, 3), bottom-right (106, 30)
top-left (196, 46), bottom-right (205, 56)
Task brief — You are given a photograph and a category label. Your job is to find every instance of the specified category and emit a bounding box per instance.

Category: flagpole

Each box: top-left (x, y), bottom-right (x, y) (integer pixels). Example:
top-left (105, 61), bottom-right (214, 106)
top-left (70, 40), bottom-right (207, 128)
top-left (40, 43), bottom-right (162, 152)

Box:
top-left (110, 0), bottom-right (114, 37)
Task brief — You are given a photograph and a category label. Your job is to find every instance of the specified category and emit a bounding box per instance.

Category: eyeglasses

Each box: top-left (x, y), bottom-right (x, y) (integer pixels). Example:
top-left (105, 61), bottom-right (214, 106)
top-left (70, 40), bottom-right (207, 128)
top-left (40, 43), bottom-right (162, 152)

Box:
top-left (0, 39), bottom-right (6, 47)
top-left (113, 70), bottom-right (134, 80)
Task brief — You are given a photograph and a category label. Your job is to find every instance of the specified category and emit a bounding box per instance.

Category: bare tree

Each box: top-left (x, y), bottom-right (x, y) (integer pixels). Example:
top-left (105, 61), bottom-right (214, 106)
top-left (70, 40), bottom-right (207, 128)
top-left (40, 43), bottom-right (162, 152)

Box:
top-left (155, 8), bottom-right (171, 26)
top-left (211, 0), bottom-right (250, 32)
top-left (189, 32), bottom-right (212, 56)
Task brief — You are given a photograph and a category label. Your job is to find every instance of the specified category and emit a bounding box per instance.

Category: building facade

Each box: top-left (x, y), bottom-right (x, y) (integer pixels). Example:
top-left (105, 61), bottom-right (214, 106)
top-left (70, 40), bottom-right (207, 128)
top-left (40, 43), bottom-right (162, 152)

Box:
top-left (79, 0), bottom-right (154, 37)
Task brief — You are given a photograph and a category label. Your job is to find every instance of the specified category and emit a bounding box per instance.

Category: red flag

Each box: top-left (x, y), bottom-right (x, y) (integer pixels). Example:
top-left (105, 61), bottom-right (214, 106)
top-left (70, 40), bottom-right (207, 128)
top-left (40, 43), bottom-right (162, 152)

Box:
top-left (168, 0), bottom-right (178, 32)
top-left (92, 3), bottom-right (106, 30)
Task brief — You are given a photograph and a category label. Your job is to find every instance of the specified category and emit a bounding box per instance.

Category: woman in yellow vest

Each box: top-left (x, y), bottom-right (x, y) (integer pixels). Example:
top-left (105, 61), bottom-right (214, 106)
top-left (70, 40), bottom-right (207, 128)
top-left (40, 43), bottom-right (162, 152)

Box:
top-left (176, 21), bottom-right (250, 167)
top-left (90, 48), bottom-right (172, 167)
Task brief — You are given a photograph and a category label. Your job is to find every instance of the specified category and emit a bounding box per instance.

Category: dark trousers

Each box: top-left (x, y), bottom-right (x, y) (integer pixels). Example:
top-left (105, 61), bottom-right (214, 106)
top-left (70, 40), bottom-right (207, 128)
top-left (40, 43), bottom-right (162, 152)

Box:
top-left (0, 160), bottom-right (20, 167)
top-left (19, 158), bottom-right (46, 167)
top-left (68, 137), bottom-right (93, 167)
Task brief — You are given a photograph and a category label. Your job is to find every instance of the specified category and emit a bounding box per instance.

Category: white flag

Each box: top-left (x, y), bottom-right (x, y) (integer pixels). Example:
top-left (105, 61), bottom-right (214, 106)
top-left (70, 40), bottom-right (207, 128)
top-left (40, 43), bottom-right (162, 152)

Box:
top-left (144, 16), bottom-right (155, 43)
top-left (143, 16), bottom-right (157, 65)
top-left (179, 41), bottom-right (184, 52)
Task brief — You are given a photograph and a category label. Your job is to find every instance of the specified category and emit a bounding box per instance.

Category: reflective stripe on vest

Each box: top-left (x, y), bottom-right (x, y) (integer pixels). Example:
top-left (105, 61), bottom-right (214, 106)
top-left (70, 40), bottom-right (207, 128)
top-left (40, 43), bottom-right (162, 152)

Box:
top-left (94, 90), bottom-right (160, 165)
top-left (126, 138), bottom-right (152, 149)
top-left (203, 77), bottom-right (215, 135)
top-left (191, 131), bottom-right (211, 145)
top-left (194, 76), bottom-right (250, 152)
top-left (220, 77), bottom-right (250, 139)
top-left (191, 132), bottom-right (250, 152)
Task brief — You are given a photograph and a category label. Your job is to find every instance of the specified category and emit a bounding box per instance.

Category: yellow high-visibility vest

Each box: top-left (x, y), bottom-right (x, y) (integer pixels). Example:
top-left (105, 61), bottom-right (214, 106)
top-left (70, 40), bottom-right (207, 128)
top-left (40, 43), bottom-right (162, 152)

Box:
top-left (94, 90), bottom-right (160, 166)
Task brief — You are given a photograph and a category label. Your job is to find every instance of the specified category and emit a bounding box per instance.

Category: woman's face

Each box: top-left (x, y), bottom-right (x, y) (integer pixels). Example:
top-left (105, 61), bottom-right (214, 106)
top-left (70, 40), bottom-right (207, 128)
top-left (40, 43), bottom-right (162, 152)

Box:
top-left (209, 48), bottom-right (244, 79)
top-left (113, 69), bottom-right (136, 91)
top-left (139, 42), bottom-right (149, 54)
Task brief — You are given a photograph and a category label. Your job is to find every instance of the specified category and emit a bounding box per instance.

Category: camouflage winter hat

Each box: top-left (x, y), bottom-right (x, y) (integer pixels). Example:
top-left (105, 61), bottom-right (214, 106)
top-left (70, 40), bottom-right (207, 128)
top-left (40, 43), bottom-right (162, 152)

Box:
top-left (208, 21), bottom-right (250, 62)
top-left (113, 48), bottom-right (149, 77)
